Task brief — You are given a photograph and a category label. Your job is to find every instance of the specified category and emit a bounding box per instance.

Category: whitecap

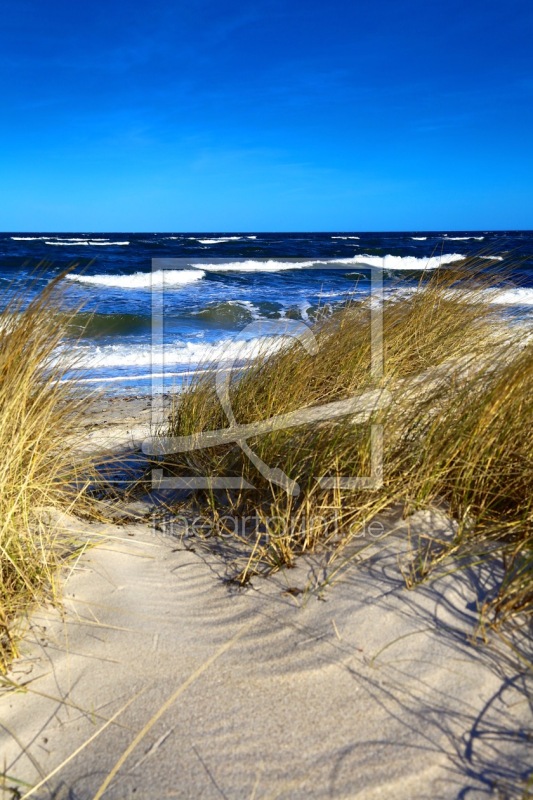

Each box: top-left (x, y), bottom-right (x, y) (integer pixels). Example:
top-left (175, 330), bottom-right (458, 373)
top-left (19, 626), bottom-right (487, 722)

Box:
top-left (13, 236), bottom-right (111, 242)
top-left (12, 235), bottom-right (105, 242)
top-left (65, 269), bottom-right (205, 288)
top-left (190, 237), bottom-right (243, 244)
top-left (330, 253), bottom-right (465, 270)
top-left (46, 240), bottom-right (128, 246)
top-left (70, 368), bottom-right (217, 384)
top-left (446, 236), bottom-right (485, 241)
top-left (490, 288), bottom-right (533, 306)
top-left (195, 259), bottom-right (315, 272)
top-left (70, 335), bottom-right (288, 369)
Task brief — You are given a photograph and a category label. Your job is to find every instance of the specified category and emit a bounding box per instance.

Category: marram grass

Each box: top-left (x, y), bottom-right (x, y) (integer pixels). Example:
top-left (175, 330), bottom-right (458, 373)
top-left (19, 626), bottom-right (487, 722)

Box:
top-left (162, 262), bottom-right (532, 624)
top-left (0, 274), bottom-right (97, 668)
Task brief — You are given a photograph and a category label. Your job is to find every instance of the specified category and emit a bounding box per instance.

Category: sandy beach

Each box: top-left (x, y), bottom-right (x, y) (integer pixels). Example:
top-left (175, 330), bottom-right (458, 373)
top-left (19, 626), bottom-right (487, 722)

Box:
top-left (0, 397), bottom-right (531, 799)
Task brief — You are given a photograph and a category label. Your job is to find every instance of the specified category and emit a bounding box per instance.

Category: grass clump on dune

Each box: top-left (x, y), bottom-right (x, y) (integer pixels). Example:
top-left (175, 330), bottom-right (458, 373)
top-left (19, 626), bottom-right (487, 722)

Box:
top-left (0, 275), bottom-right (96, 668)
top-left (161, 262), bottom-right (532, 624)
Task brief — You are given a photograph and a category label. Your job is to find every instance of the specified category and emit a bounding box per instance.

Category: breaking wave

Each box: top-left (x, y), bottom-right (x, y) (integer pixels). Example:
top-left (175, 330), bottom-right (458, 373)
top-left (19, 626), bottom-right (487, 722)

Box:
top-left (190, 237), bottom-right (243, 244)
top-left (70, 335), bottom-right (288, 369)
top-left (491, 288), bottom-right (533, 306)
top-left (446, 236), bottom-right (484, 241)
top-left (66, 269), bottom-right (205, 288)
top-left (333, 253), bottom-right (465, 270)
top-left (46, 240), bottom-right (129, 246)
top-left (195, 259), bottom-right (314, 272)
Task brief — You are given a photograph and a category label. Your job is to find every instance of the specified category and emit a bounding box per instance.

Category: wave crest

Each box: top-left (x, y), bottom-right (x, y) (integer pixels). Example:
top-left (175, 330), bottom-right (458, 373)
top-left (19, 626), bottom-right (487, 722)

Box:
top-left (66, 269), bottom-right (205, 288)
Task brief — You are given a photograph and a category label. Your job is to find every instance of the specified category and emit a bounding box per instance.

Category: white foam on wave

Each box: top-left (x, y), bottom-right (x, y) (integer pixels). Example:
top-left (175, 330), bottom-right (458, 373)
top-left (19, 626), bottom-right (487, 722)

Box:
top-left (66, 269), bottom-right (205, 289)
top-left (331, 253), bottom-right (465, 270)
top-left (332, 236), bottom-right (360, 240)
top-left (190, 299), bottom-right (263, 321)
top-left (447, 236), bottom-right (485, 241)
top-left (88, 241), bottom-right (129, 246)
top-left (46, 240), bottom-right (129, 246)
top-left (11, 236), bottom-right (111, 242)
top-left (191, 237), bottom-right (243, 244)
top-left (211, 253), bottom-right (468, 272)
top-left (386, 284), bottom-right (533, 308)
top-left (411, 237), bottom-right (427, 241)
top-left (70, 367), bottom-right (214, 385)
top-left (195, 259), bottom-right (315, 272)
top-left (71, 335), bottom-right (287, 369)
top-left (490, 288), bottom-right (533, 306)
top-left (63, 255), bottom-right (469, 291)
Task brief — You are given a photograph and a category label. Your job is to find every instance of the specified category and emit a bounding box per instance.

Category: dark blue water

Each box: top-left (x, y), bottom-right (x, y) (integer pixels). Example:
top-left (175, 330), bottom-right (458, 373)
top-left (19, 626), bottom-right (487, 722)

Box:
top-left (1, 231), bottom-right (532, 393)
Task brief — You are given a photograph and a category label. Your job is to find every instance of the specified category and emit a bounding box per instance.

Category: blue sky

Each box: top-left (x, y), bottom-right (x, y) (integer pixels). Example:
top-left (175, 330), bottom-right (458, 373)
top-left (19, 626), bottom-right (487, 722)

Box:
top-left (1, 0), bottom-right (532, 230)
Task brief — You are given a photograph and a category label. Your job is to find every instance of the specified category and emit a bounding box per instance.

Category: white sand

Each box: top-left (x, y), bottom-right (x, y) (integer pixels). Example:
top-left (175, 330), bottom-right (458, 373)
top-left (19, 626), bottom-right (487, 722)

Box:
top-left (1, 506), bottom-right (531, 799)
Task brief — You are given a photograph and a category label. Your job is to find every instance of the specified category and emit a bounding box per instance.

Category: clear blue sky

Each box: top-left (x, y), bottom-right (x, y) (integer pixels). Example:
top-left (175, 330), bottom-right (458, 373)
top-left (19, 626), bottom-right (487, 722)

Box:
top-left (1, 0), bottom-right (532, 231)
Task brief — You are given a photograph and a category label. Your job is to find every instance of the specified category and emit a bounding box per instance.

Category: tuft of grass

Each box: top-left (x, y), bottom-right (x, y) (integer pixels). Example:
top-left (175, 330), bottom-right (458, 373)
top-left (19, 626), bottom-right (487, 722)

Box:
top-left (160, 262), bottom-right (532, 624)
top-left (0, 274), bottom-right (97, 668)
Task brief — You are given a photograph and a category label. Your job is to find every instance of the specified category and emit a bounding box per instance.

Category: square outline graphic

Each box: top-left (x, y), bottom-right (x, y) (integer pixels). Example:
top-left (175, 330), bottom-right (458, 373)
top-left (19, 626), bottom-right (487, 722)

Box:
top-left (145, 258), bottom-right (385, 492)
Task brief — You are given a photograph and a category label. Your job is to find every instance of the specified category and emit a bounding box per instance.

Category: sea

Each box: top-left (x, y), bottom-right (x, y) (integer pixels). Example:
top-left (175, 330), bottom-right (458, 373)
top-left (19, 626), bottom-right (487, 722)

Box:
top-left (1, 231), bottom-right (532, 395)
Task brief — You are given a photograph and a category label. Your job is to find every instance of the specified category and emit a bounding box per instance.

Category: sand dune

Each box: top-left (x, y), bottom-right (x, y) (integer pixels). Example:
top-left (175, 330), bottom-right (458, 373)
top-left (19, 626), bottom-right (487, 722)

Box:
top-left (1, 507), bottom-right (530, 799)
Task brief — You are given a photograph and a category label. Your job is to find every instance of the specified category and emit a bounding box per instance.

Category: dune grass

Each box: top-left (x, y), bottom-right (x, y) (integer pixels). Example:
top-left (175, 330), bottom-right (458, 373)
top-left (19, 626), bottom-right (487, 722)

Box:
top-left (0, 261), bottom-right (529, 671)
top-left (0, 275), bottom-right (97, 668)
top-left (160, 262), bottom-right (532, 624)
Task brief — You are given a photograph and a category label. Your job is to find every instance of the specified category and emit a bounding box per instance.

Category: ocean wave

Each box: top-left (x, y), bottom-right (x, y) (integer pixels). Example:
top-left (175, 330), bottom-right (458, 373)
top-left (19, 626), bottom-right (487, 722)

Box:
top-left (331, 236), bottom-right (360, 239)
top-left (71, 335), bottom-right (288, 369)
top-left (411, 237), bottom-right (427, 241)
top-left (194, 259), bottom-right (315, 272)
top-left (190, 237), bottom-right (243, 244)
top-left (11, 236), bottom-right (110, 242)
top-left (446, 236), bottom-right (485, 241)
top-left (66, 269), bottom-right (205, 288)
top-left (46, 240), bottom-right (129, 246)
top-left (66, 312), bottom-right (152, 338)
top-left (98, 255), bottom-right (466, 275)
top-left (332, 253), bottom-right (465, 270)
top-left (490, 288), bottom-right (533, 306)
top-left (72, 368), bottom-right (212, 384)
top-left (193, 301), bottom-right (257, 326)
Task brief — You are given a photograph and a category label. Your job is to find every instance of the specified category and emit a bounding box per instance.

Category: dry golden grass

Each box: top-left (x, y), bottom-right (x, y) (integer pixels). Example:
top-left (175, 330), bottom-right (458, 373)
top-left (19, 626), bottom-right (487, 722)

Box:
top-left (161, 262), bottom-right (532, 623)
top-left (0, 274), bottom-right (97, 667)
